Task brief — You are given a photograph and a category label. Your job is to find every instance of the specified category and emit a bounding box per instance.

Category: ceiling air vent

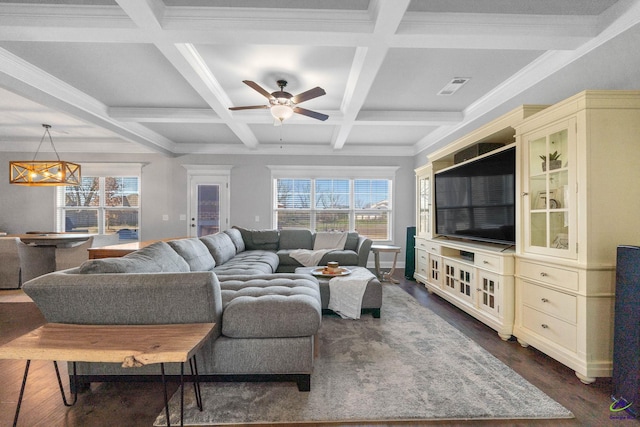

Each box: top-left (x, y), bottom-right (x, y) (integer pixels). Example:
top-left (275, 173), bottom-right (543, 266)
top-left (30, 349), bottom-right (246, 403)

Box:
top-left (437, 77), bottom-right (470, 96)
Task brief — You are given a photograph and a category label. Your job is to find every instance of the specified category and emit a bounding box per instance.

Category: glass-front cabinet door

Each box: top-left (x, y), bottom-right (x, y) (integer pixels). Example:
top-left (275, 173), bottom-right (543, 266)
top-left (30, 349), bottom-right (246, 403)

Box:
top-left (416, 164), bottom-right (432, 238)
top-left (522, 119), bottom-right (576, 259)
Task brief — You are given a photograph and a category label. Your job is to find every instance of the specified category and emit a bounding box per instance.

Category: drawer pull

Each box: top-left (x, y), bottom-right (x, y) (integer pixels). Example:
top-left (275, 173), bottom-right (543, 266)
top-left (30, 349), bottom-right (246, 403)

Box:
top-left (483, 260), bottom-right (489, 264)
top-left (541, 324), bottom-right (549, 329)
top-left (540, 272), bottom-right (548, 277)
top-left (541, 298), bottom-right (549, 303)
top-left (431, 247), bottom-right (437, 251)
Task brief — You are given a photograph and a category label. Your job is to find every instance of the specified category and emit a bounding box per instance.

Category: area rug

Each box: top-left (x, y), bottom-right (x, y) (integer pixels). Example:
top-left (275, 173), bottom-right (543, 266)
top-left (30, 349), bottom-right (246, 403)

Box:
top-left (155, 285), bottom-right (573, 425)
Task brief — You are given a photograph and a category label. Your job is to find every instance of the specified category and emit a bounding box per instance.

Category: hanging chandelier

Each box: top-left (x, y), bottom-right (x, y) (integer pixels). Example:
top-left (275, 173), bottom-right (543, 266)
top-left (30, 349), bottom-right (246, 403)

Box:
top-left (9, 124), bottom-right (81, 186)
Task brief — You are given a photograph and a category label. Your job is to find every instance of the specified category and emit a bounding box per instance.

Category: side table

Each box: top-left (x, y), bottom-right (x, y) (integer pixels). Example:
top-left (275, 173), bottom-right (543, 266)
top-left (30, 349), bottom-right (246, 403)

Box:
top-left (371, 244), bottom-right (402, 284)
top-left (0, 322), bottom-right (215, 427)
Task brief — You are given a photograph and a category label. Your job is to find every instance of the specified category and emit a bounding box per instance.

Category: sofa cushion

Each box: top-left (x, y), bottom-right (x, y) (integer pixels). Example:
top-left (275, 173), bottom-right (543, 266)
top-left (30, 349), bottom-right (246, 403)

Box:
top-left (213, 250), bottom-right (278, 275)
top-left (219, 275), bottom-right (321, 338)
top-left (344, 232), bottom-right (359, 251)
top-left (279, 229), bottom-right (313, 250)
top-left (200, 232), bottom-right (237, 265)
top-left (234, 226), bottom-right (280, 250)
top-left (224, 228), bottom-right (245, 253)
top-left (167, 238), bottom-right (215, 271)
top-left (318, 250), bottom-right (359, 266)
top-left (79, 241), bottom-right (190, 274)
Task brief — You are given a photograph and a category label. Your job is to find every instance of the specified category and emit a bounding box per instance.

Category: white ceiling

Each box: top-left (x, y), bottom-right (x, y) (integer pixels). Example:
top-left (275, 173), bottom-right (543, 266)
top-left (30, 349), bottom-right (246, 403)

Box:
top-left (0, 0), bottom-right (638, 157)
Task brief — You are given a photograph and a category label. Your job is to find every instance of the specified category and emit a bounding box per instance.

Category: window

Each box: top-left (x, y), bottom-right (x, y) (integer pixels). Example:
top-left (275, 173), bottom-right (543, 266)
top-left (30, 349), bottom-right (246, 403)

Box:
top-left (56, 164), bottom-right (142, 238)
top-left (270, 166), bottom-right (397, 241)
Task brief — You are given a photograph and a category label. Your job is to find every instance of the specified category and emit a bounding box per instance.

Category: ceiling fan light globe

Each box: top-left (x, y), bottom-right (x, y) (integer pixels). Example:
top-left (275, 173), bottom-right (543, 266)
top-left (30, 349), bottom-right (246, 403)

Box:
top-left (271, 104), bottom-right (294, 121)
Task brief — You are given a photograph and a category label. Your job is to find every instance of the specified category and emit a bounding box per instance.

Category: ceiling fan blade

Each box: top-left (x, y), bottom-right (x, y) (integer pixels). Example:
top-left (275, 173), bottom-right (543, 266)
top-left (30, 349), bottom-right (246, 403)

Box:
top-left (291, 87), bottom-right (326, 104)
top-left (293, 107), bottom-right (328, 121)
top-left (243, 80), bottom-right (274, 100)
top-left (229, 105), bottom-right (269, 111)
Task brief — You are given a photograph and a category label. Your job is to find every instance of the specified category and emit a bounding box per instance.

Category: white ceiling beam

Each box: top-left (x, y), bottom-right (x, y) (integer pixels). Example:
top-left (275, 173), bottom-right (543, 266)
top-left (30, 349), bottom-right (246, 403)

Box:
top-left (115, 0), bottom-right (165, 30)
top-left (109, 107), bottom-right (460, 126)
top-left (0, 48), bottom-right (176, 155)
top-left (161, 43), bottom-right (259, 149)
top-left (0, 4), bottom-right (602, 51)
top-left (172, 142), bottom-right (416, 157)
top-left (115, 1), bottom-right (259, 150)
top-left (332, 0), bottom-right (410, 150)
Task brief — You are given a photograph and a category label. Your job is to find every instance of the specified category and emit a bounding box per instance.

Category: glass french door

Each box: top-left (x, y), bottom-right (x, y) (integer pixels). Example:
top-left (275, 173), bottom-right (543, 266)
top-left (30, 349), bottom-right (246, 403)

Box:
top-left (189, 175), bottom-right (229, 238)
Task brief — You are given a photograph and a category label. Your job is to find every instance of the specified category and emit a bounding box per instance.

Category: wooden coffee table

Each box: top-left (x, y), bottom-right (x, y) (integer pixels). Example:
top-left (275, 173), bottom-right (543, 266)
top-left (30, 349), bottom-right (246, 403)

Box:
top-left (0, 322), bottom-right (215, 427)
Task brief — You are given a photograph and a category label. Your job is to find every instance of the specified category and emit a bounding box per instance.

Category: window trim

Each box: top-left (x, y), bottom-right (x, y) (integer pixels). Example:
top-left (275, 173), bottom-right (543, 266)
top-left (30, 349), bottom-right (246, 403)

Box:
top-left (55, 163), bottom-right (143, 234)
top-left (269, 165), bottom-right (398, 242)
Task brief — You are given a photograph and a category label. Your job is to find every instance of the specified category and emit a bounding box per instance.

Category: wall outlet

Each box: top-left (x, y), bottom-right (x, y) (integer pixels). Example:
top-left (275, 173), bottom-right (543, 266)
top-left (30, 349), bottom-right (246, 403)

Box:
top-left (179, 214), bottom-right (186, 221)
top-left (162, 214), bottom-right (169, 221)
top-left (255, 215), bottom-right (260, 222)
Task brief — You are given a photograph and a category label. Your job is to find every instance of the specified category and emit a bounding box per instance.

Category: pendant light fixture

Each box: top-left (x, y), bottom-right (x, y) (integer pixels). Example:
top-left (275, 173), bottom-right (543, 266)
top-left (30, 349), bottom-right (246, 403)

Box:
top-left (9, 124), bottom-right (81, 186)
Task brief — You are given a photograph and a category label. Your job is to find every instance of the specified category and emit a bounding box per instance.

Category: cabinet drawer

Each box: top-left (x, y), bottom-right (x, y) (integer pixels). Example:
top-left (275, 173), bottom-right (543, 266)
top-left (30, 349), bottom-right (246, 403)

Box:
top-left (416, 263), bottom-right (428, 276)
top-left (522, 306), bottom-right (577, 352)
top-left (518, 261), bottom-right (578, 291)
top-left (416, 250), bottom-right (428, 267)
top-left (415, 239), bottom-right (429, 251)
top-left (426, 242), bottom-right (441, 254)
top-left (475, 253), bottom-right (501, 271)
top-left (521, 283), bottom-right (576, 323)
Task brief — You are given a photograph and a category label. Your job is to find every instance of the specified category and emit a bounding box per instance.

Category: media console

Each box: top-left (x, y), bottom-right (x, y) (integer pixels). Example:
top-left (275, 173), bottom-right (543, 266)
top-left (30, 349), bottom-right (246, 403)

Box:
top-left (414, 236), bottom-right (515, 340)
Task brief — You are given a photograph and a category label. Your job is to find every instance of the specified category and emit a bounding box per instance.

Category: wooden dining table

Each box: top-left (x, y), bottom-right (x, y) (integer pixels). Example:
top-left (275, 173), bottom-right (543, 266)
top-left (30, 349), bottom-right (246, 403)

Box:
top-left (87, 237), bottom-right (187, 259)
top-left (9, 233), bottom-right (93, 248)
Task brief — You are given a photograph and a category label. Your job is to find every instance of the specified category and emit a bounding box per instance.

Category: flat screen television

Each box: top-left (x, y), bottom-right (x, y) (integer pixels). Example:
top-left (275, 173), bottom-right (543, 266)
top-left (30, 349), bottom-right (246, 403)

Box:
top-left (434, 147), bottom-right (515, 245)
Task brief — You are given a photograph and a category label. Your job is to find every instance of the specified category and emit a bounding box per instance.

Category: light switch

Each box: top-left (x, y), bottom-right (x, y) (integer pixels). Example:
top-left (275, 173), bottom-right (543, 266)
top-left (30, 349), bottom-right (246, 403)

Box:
top-left (179, 214), bottom-right (186, 221)
top-left (162, 215), bottom-right (169, 221)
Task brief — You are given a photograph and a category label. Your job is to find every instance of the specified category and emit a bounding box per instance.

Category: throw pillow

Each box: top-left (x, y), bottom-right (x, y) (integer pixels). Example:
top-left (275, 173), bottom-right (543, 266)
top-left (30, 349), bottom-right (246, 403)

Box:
top-left (167, 238), bottom-right (216, 271)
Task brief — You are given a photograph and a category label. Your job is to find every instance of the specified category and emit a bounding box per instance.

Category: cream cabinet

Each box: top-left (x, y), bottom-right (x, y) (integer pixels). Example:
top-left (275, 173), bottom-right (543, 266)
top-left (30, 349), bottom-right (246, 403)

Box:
top-left (513, 90), bottom-right (640, 384)
top-left (415, 164), bottom-right (433, 239)
top-left (414, 238), bottom-right (515, 340)
top-left (521, 119), bottom-right (576, 259)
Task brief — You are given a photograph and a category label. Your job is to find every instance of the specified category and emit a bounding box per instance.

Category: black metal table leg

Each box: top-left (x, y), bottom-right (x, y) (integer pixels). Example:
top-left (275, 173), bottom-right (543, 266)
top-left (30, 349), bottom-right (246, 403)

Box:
top-left (180, 362), bottom-right (185, 427)
top-left (161, 357), bottom-right (204, 427)
top-left (53, 361), bottom-right (78, 406)
top-left (189, 356), bottom-right (203, 411)
top-left (160, 363), bottom-right (172, 427)
top-left (12, 360), bottom-right (30, 427)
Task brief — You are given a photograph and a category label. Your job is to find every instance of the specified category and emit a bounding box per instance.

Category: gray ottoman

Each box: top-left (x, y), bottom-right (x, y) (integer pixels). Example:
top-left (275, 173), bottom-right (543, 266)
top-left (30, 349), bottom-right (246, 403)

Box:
top-left (295, 266), bottom-right (382, 318)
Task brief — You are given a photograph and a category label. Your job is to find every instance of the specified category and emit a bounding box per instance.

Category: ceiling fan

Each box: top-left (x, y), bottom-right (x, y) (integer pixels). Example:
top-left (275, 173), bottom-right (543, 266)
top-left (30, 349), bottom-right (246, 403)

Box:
top-left (229, 79), bottom-right (328, 125)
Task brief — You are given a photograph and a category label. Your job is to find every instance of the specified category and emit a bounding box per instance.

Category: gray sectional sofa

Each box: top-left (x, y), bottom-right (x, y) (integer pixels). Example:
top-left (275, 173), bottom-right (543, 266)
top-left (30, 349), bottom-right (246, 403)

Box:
top-left (22, 227), bottom-right (374, 392)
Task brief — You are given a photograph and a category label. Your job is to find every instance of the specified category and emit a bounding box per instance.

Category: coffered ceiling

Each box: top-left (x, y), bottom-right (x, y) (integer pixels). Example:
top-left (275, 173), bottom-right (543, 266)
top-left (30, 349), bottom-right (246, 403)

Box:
top-left (0, 0), bottom-right (638, 157)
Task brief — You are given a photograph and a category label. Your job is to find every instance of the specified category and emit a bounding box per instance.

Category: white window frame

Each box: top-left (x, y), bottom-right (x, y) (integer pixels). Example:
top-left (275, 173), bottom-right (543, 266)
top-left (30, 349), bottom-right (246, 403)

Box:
top-left (55, 163), bottom-right (144, 234)
top-left (268, 165), bottom-right (398, 242)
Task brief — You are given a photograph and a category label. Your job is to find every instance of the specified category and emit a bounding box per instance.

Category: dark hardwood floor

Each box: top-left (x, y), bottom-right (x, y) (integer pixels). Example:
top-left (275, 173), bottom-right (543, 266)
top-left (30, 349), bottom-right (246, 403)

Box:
top-left (0, 272), bottom-right (637, 427)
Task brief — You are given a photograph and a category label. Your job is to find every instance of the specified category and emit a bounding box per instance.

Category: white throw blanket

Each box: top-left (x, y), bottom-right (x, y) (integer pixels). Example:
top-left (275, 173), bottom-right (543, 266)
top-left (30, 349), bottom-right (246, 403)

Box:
top-left (290, 232), bottom-right (348, 267)
top-left (328, 267), bottom-right (375, 320)
top-left (313, 231), bottom-right (348, 250)
top-left (289, 249), bottom-right (332, 267)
